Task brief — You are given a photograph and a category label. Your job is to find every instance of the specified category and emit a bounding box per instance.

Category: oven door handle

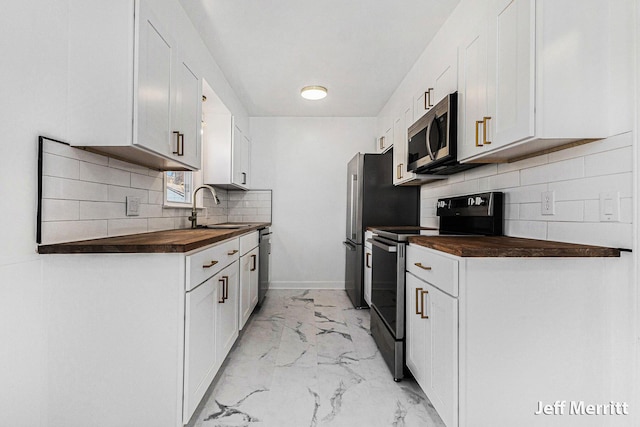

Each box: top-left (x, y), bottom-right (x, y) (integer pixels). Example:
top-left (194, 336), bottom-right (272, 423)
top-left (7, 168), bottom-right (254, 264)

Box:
top-left (343, 241), bottom-right (357, 251)
top-left (368, 238), bottom-right (397, 253)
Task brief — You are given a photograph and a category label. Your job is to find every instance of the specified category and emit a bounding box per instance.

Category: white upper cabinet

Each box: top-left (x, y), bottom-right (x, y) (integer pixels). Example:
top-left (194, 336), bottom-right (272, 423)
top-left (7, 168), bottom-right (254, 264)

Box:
top-left (461, 0), bottom-right (610, 163)
top-left (413, 51), bottom-right (458, 125)
top-left (174, 59), bottom-right (203, 169)
top-left (457, 19), bottom-right (491, 163)
top-left (376, 115), bottom-right (393, 154)
top-left (203, 114), bottom-right (251, 190)
top-left (67, 0), bottom-right (202, 171)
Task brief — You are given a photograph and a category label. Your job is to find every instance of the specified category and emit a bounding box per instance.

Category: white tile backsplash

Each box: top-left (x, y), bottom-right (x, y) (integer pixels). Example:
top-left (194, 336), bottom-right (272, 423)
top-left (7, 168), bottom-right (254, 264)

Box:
top-left (42, 153), bottom-right (80, 179)
top-left (79, 162), bottom-right (130, 187)
top-left (43, 176), bottom-right (109, 202)
top-left (39, 140), bottom-right (272, 244)
top-left (421, 132), bottom-right (634, 249)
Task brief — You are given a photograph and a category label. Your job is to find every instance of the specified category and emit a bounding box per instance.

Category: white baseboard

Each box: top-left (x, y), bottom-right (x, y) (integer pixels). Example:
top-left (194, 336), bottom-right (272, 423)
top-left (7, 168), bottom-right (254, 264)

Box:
top-left (269, 281), bottom-right (345, 290)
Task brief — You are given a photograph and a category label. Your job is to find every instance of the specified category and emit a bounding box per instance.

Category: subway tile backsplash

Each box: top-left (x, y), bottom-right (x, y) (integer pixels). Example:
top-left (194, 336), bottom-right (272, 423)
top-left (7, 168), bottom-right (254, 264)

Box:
top-left (40, 140), bottom-right (272, 244)
top-left (421, 132), bottom-right (634, 249)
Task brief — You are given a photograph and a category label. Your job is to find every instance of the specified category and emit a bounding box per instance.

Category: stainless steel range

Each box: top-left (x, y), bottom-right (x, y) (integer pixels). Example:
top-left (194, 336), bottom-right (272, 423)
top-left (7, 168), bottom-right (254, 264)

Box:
top-left (368, 192), bottom-right (503, 381)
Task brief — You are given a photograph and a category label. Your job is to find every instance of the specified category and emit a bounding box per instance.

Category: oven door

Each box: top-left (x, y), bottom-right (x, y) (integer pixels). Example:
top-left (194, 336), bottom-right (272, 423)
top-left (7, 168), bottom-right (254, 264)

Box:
top-left (370, 237), bottom-right (405, 340)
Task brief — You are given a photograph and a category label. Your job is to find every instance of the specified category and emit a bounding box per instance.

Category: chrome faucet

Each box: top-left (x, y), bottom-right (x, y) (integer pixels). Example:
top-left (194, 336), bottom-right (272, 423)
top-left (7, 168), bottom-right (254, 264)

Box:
top-left (189, 185), bottom-right (220, 228)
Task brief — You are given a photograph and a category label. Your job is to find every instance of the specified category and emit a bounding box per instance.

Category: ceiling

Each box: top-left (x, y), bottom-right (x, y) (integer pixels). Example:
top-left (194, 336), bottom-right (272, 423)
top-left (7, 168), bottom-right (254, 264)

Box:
top-left (179, 0), bottom-right (461, 117)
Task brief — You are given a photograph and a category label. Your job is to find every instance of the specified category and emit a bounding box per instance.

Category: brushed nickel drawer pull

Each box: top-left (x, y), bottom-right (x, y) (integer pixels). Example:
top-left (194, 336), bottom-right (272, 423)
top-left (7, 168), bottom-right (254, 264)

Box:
top-left (414, 262), bottom-right (432, 271)
top-left (420, 290), bottom-right (429, 319)
top-left (365, 252), bottom-right (371, 268)
top-left (203, 260), bottom-right (219, 269)
top-left (227, 249), bottom-right (239, 256)
top-left (379, 136), bottom-right (385, 150)
top-left (250, 254), bottom-right (257, 271)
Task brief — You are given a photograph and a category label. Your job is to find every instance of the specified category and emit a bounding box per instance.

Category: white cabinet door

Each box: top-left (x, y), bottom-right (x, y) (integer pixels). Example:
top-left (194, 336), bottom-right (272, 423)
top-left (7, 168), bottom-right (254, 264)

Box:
top-left (405, 274), bottom-right (427, 386)
top-left (135, 0), bottom-right (175, 159)
top-left (231, 124), bottom-right (244, 187)
top-left (414, 86), bottom-right (434, 123)
top-left (392, 115), bottom-right (405, 185)
top-left (216, 262), bottom-right (239, 362)
top-left (248, 247), bottom-right (259, 311)
top-left (174, 58), bottom-right (202, 169)
top-left (239, 247), bottom-right (259, 330)
top-left (458, 22), bottom-right (491, 162)
top-left (240, 134), bottom-right (251, 188)
top-left (377, 117), bottom-right (393, 154)
top-left (432, 54), bottom-right (458, 107)
top-left (491, 0), bottom-right (535, 149)
top-left (424, 281), bottom-right (458, 427)
top-left (183, 277), bottom-right (217, 424)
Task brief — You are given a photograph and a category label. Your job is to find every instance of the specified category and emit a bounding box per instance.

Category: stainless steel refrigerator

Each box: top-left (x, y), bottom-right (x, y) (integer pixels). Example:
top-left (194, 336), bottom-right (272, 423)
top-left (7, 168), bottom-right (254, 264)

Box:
top-left (343, 149), bottom-right (419, 308)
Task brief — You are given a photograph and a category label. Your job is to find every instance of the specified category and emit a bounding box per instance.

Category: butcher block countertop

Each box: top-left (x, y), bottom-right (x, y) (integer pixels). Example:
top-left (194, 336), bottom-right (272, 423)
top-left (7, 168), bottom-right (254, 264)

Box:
top-left (37, 223), bottom-right (270, 254)
top-left (407, 235), bottom-right (621, 257)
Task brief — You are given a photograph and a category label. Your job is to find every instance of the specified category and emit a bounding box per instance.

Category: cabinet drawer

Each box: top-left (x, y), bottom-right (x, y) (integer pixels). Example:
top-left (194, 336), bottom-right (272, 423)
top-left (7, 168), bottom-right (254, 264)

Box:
top-left (186, 238), bottom-right (239, 291)
top-left (239, 231), bottom-right (259, 255)
top-left (407, 245), bottom-right (459, 296)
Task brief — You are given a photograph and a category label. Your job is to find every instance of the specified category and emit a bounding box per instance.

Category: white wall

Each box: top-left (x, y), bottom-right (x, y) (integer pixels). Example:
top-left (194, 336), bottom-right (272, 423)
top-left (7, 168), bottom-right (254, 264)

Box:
top-left (0, 0), bottom-right (248, 425)
top-left (250, 117), bottom-right (376, 289)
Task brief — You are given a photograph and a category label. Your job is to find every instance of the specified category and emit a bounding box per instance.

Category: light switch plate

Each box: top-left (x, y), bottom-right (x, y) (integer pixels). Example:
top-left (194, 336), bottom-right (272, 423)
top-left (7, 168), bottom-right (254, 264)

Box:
top-left (126, 196), bottom-right (141, 216)
top-left (599, 192), bottom-right (620, 222)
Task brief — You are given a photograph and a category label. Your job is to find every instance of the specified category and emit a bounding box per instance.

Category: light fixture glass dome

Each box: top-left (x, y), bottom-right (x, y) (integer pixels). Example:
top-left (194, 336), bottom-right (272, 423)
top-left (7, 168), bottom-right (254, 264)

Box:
top-left (301, 85), bottom-right (327, 100)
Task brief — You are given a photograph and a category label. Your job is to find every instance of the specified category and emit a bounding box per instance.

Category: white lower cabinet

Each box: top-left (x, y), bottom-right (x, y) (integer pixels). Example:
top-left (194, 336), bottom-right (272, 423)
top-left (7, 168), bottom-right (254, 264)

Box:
top-left (406, 273), bottom-right (458, 427)
top-left (215, 262), bottom-right (240, 363)
top-left (184, 244), bottom-right (239, 424)
top-left (239, 246), bottom-right (259, 329)
top-left (183, 276), bottom-right (218, 422)
top-left (42, 231), bottom-right (264, 427)
top-left (405, 244), bottom-right (621, 427)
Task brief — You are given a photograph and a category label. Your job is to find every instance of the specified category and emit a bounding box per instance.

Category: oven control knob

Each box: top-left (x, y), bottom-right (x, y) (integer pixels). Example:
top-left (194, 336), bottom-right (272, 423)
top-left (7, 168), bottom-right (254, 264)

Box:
top-left (468, 197), bottom-right (475, 206)
top-left (475, 196), bottom-right (485, 206)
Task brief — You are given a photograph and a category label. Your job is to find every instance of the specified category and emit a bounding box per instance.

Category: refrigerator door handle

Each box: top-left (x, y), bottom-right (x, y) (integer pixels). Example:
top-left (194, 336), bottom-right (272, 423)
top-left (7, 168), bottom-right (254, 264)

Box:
top-left (349, 174), bottom-right (357, 239)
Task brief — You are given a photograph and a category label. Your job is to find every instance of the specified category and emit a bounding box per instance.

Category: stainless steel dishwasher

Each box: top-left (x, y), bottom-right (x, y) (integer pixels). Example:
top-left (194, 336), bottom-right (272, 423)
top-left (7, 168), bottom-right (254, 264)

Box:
top-left (258, 227), bottom-right (271, 305)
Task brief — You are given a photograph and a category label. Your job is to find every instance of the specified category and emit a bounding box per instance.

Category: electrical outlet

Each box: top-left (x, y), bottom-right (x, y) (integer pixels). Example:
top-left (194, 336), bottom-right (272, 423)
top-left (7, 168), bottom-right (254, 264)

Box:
top-left (126, 196), bottom-right (141, 216)
top-left (541, 191), bottom-right (555, 215)
top-left (599, 192), bottom-right (620, 222)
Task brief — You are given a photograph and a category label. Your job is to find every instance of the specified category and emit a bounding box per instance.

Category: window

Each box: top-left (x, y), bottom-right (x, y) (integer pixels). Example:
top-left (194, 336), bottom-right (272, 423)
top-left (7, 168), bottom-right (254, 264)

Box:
top-left (165, 171), bottom-right (193, 205)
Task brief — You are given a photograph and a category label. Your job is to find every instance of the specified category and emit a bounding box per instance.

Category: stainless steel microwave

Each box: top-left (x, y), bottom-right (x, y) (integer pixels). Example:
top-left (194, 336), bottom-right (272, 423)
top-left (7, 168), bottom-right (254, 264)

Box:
top-left (407, 92), bottom-right (476, 175)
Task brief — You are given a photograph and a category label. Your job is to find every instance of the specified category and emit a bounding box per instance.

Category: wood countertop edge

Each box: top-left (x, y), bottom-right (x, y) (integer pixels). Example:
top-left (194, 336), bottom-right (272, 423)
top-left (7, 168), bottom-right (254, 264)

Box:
top-left (38, 223), bottom-right (270, 254)
top-left (407, 236), bottom-right (621, 258)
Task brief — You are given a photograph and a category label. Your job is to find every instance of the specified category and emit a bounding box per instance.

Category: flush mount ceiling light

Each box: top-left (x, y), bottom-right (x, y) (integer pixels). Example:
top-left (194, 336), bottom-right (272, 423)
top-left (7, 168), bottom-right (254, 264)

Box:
top-left (300, 85), bottom-right (327, 100)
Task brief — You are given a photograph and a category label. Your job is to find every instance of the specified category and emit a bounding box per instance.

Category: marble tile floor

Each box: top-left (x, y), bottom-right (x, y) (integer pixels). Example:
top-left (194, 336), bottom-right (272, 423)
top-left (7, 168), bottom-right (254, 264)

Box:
top-left (187, 289), bottom-right (445, 427)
